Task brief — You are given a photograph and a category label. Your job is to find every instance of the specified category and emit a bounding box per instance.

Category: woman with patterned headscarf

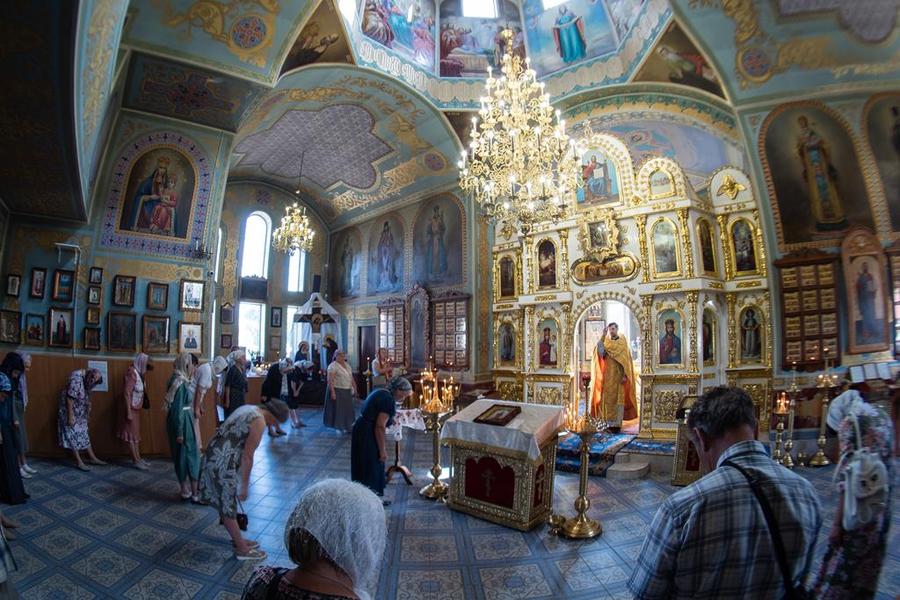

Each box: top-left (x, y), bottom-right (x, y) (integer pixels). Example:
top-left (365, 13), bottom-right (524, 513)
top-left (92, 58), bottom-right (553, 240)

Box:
top-left (0, 371), bottom-right (25, 505)
top-left (58, 368), bottom-right (105, 471)
top-left (117, 353), bottom-right (154, 470)
top-left (164, 353), bottom-right (201, 502)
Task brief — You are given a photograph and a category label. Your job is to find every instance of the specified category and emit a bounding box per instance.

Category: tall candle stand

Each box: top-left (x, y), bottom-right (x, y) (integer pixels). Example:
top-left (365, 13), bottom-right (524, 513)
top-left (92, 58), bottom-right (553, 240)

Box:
top-left (553, 378), bottom-right (605, 539)
top-left (810, 350), bottom-right (838, 467)
top-left (773, 392), bottom-right (788, 463)
top-left (781, 365), bottom-right (799, 469)
top-left (418, 364), bottom-right (459, 502)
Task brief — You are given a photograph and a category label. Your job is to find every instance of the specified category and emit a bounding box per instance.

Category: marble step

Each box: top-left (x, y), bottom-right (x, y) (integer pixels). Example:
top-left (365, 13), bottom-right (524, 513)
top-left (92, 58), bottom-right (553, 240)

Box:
top-left (606, 460), bottom-right (650, 479)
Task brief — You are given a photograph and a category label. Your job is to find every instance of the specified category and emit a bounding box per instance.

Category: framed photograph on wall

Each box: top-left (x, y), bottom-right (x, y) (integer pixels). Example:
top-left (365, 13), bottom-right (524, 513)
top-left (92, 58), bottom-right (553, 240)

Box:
top-left (89, 267), bottom-right (103, 284)
top-left (220, 302), bottom-right (234, 324)
top-left (0, 311), bottom-right (20, 344)
top-left (6, 274), bottom-right (20, 297)
top-left (180, 280), bottom-right (204, 312)
top-left (270, 306), bottom-right (282, 328)
top-left (142, 315), bottom-right (170, 354)
top-left (220, 333), bottom-right (233, 349)
top-left (87, 286), bottom-right (101, 305)
top-left (146, 282), bottom-right (168, 311)
top-left (24, 314), bottom-right (44, 345)
top-left (85, 306), bottom-right (101, 325)
top-left (48, 307), bottom-right (74, 348)
top-left (107, 312), bottom-right (137, 352)
top-left (113, 275), bottom-right (136, 307)
top-left (178, 322), bottom-right (203, 354)
top-left (52, 269), bottom-right (75, 302)
top-left (83, 327), bottom-right (101, 351)
top-left (29, 268), bottom-right (47, 299)
top-left (269, 335), bottom-right (281, 351)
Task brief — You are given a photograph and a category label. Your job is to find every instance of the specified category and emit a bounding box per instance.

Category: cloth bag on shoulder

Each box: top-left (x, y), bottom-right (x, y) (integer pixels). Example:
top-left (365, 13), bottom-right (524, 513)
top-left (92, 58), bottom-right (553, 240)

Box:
top-left (837, 412), bottom-right (889, 531)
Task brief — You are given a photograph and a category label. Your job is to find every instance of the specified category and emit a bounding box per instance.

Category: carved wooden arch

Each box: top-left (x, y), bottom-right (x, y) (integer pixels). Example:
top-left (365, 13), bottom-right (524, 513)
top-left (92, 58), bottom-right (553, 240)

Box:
top-left (636, 156), bottom-right (687, 202)
top-left (573, 125), bottom-right (637, 206)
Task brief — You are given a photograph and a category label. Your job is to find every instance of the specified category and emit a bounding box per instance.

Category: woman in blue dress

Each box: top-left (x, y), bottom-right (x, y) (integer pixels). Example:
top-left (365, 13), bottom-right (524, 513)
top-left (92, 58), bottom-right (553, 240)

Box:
top-left (350, 376), bottom-right (412, 505)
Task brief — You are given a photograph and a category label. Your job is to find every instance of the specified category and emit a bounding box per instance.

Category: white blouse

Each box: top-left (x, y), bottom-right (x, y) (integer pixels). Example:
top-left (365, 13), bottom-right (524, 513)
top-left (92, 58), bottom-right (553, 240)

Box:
top-left (328, 361), bottom-right (354, 390)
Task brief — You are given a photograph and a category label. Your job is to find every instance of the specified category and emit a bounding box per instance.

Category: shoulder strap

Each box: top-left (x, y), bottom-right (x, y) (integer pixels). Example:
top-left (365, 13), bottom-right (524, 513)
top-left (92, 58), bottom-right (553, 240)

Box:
top-left (721, 459), bottom-right (800, 597)
top-left (266, 567), bottom-right (288, 600)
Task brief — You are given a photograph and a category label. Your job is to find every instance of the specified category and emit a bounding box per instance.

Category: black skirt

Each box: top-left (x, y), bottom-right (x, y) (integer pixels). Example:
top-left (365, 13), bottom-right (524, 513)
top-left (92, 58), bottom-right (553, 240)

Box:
top-left (0, 422), bottom-right (25, 505)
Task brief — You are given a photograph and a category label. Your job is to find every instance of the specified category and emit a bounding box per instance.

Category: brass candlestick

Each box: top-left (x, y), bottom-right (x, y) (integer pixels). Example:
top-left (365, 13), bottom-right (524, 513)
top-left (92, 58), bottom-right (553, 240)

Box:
top-left (782, 372), bottom-right (798, 469)
top-left (419, 409), bottom-right (451, 502)
top-left (418, 365), bottom-right (459, 502)
top-left (773, 417), bottom-right (785, 462)
top-left (810, 351), bottom-right (838, 467)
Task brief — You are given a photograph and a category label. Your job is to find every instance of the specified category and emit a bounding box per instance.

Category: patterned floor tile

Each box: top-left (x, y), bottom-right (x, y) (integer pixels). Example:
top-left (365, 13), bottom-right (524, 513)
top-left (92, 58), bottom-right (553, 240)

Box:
top-left (20, 572), bottom-right (97, 600)
top-left (42, 495), bottom-right (92, 518)
top-left (166, 539), bottom-right (232, 576)
top-left (81, 482), bottom-right (123, 502)
top-left (7, 508), bottom-right (54, 534)
top-left (110, 495), bottom-right (158, 516)
top-left (49, 469), bottom-right (93, 487)
top-left (70, 546), bottom-right (140, 587)
top-left (471, 532), bottom-right (533, 561)
top-left (8, 546), bottom-right (47, 583)
top-left (400, 534), bottom-right (460, 562)
top-left (122, 568), bottom-right (204, 600)
top-left (74, 508), bottom-right (132, 536)
top-left (622, 487), bottom-right (670, 508)
top-left (30, 526), bottom-right (92, 560)
top-left (479, 564), bottom-right (553, 600)
top-left (395, 568), bottom-right (467, 600)
top-left (18, 480), bottom-right (58, 498)
top-left (555, 557), bottom-right (604, 592)
top-left (601, 514), bottom-right (651, 545)
top-left (205, 590), bottom-right (241, 600)
top-left (116, 523), bottom-right (178, 556)
top-left (404, 509), bottom-right (454, 530)
top-left (152, 504), bottom-right (208, 530)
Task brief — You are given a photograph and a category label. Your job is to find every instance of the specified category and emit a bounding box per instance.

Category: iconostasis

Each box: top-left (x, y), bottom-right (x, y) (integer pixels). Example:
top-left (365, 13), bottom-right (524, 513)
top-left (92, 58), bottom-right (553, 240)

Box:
top-left (491, 127), bottom-right (772, 440)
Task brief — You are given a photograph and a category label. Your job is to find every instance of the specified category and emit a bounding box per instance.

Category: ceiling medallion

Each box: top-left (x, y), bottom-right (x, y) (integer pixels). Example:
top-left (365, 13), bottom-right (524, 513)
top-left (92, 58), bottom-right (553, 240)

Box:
top-left (458, 29), bottom-right (582, 236)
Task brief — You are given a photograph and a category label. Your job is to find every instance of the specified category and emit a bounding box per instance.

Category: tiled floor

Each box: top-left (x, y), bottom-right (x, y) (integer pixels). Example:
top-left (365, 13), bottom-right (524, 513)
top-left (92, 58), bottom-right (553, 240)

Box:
top-left (4, 408), bottom-right (898, 599)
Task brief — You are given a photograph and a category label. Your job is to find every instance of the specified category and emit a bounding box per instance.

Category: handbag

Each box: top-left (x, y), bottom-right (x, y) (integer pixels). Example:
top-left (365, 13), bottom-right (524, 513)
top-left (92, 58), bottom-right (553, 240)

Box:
top-left (235, 497), bottom-right (249, 531)
top-left (142, 391), bottom-right (150, 410)
top-left (836, 412), bottom-right (889, 531)
top-left (722, 459), bottom-right (810, 600)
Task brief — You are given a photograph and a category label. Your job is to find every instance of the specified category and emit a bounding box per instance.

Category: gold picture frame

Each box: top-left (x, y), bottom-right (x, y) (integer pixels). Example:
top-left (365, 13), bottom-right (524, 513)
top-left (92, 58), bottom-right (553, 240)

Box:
top-left (702, 308), bottom-right (716, 367)
top-left (648, 168), bottom-right (676, 200)
top-left (577, 208), bottom-right (620, 264)
top-left (494, 252), bottom-right (520, 301)
top-left (649, 217), bottom-right (682, 279)
top-left (671, 396), bottom-right (705, 487)
top-left (696, 218), bottom-right (718, 276)
top-left (535, 316), bottom-right (560, 370)
top-left (738, 305), bottom-right (766, 365)
top-left (494, 313), bottom-right (523, 370)
top-left (534, 237), bottom-right (558, 290)
top-left (728, 218), bottom-right (761, 278)
top-left (656, 307), bottom-right (686, 370)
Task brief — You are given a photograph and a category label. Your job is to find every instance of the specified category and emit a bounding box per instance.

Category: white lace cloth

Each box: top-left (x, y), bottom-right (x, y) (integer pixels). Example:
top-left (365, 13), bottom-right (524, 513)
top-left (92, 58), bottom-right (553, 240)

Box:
top-left (440, 399), bottom-right (565, 464)
top-left (386, 408), bottom-right (426, 441)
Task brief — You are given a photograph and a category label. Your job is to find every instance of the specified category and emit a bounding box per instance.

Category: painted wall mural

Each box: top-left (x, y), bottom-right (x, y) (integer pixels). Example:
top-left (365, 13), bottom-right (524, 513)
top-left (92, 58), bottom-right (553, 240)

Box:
top-left (606, 0), bottom-right (645, 40)
top-left (634, 22), bottom-right (724, 98)
top-left (522, 0), bottom-right (617, 77)
top-left (438, 0), bottom-right (522, 78)
top-left (577, 148), bottom-right (621, 207)
top-left (864, 94), bottom-right (900, 233)
top-left (761, 103), bottom-right (874, 250)
top-left (412, 195), bottom-right (464, 288)
top-left (367, 213), bottom-right (406, 296)
top-left (281, 0), bottom-right (353, 73)
top-left (330, 228), bottom-right (363, 299)
top-left (100, 129), bottom-right (217, 259)
top-left (360, 0), bottom-right (437, 71)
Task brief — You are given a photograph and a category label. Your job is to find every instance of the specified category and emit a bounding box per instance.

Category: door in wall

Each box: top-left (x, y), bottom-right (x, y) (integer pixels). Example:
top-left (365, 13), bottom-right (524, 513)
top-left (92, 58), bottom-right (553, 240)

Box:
top-left (357, 325), bottom-right (376, 394)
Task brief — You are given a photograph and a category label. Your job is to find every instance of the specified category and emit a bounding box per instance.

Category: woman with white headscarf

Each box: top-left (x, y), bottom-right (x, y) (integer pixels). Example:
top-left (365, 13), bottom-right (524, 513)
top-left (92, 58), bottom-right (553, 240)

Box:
top-left (117, 353), bottom-right (154, 470)
top-left (223, 350), bottom-right (249, 419)
top-left (812, 387), bottom-right (894, 599)
top-left (164, 353), bottom-right (201, 502)
top-left (240, 478), bottom-right (386, 600)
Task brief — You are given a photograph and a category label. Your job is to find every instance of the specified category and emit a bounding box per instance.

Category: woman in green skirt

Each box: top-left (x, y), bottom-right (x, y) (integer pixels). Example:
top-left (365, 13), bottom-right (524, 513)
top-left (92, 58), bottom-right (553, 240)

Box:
top-left (165, 353), bottom-right (201, 502)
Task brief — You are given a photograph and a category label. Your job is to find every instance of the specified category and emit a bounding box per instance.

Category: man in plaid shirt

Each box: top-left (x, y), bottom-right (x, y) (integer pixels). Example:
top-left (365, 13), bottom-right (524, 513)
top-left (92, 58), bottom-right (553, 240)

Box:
top-left (628, 386), bottom-right (822, 599)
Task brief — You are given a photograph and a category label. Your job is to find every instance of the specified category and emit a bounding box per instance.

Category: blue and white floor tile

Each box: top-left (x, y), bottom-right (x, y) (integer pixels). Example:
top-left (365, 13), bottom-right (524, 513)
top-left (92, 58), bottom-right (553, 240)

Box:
top-left (2, 407), bottom-right (896, 599)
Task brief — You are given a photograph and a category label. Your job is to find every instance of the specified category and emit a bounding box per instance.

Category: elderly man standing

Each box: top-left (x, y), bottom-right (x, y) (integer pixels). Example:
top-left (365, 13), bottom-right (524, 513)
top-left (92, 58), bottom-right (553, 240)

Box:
top-left (628, 386), bottom-right (822, 599)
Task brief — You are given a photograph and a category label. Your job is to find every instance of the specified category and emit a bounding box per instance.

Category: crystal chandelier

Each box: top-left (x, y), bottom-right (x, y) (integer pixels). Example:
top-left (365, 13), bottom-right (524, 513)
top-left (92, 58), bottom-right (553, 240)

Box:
top-left (458, 29), bottom-right (582, 235)
top-left (273, 202), bottom-right (315, 254)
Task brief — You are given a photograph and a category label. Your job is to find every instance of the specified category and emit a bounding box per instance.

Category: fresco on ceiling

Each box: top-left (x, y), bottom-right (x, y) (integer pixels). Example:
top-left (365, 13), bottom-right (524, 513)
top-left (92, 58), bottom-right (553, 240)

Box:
top-left (864, 95), bottom-right (900, 232)
top-left (282, 0), bottom-right (352, 73)
top-left (360, 0), bottom-right (437, 71)
top-left (607, 0), bottom-right (644, 40)
top-left (776, 0), bottom-right (897, 44)
top-left (124, 53), bottom-right (266, 132)
top-left (412, 195), bottom-right (464, 287)
top-left (762, 104), bottom-right (873, 248)
top-left (443, 111), bottom-right (475, 146)
top-left (438, 0), bottom-right (522, 78)
top-left (634, 22), bottom-right (724, 98)
top-left (577, 149), bottom-right (621, 207)
top-left (88, 70), bottom-right (125, 193)
top-left (600, 117), bottom-right (744, 189)
top-left (330, 227), bottom-right (363, 299)
top-left (367, 213), bottom-right (406, 296)
top-left (522, 0), bottom-right (616, 77)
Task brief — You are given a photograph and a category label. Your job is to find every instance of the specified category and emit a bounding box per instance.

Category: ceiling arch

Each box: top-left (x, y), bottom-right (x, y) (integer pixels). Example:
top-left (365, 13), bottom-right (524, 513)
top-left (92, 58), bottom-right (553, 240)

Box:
top-left (228, 64), bottom-right (460, 228)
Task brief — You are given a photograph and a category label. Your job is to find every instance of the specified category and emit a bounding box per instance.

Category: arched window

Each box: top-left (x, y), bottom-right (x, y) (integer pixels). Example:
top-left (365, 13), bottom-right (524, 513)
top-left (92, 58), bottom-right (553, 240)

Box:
top-left (287, 250), bottom-right (307, 293)
top-left (241, 212), bottom-right (271, 278)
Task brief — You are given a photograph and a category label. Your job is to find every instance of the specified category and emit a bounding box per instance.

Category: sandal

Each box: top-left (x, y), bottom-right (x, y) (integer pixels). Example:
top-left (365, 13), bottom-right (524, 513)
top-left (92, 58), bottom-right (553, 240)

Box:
top-left (234, 548), bottom-right (267, 561)
top-left (190, 495), bottom-right (206, 505)
top-left (75, 464), bottom-right (91, 472)
top-left (232, 539), bottom-right (260, 549)
top-left (87, 459), bottom-right (107, 466)
top-left (180, 493), bottom-right (191, 502)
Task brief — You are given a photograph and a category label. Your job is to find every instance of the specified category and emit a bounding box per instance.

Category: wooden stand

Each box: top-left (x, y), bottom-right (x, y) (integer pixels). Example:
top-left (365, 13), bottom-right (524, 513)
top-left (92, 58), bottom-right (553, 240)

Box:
top-left (385, 440), bottom-right (413, 485)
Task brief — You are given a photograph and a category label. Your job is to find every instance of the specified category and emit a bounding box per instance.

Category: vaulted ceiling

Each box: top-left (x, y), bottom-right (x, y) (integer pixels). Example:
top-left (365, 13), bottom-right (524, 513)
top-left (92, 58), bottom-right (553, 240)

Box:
top-left (2, 0), bottom-right (899, 226)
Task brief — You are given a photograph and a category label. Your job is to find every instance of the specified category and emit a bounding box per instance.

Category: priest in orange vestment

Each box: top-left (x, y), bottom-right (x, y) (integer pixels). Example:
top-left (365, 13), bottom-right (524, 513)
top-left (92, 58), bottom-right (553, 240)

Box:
top-left (589, 323), bottom-right (638, 428)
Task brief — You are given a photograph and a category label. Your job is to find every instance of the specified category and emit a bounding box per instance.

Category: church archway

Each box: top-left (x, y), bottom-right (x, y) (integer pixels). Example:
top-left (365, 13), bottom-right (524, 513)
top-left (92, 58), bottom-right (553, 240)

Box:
top-left (572, 299), bottom-right (642, 432)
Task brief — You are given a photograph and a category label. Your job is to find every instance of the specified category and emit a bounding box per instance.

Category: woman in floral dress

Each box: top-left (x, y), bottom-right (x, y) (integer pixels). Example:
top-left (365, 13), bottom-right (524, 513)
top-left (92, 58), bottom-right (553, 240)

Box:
top-left (58, 368), bottom-right (106, 471)
top-left (198, 399), bottom-right (289, 560)
top-left (812, 389), bottom-right (894, 599)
